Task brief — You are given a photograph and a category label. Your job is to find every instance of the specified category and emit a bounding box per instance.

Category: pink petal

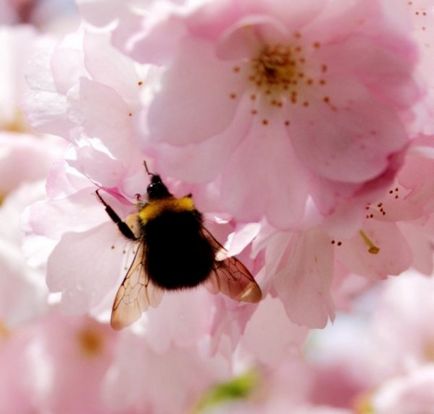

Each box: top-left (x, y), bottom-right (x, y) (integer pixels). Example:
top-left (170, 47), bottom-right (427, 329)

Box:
top-left (273, 229), bottom-right (335, 328)
top-left (76, 0), bottom-right (122, 26)
top-left (339, 221), bottom-right (412, 279)
top-left (83, 31), bottom-right (142, 104)
top-left (0, 134), bottom-right (61, 195)
top-left (147, 36), bottom-right (244, 145)
top-left (46, 222), bottom-right (129, 313)
top-left (69, 78), bottom-right (135, 161)
top-left (240, 297), bottom-right (308, 367)
top-left (51, 30), bottom-right (86, 95)
top-left (225, 223), bottom-right (261, 256)
top-left (220, 119), bottom-right (309, 229)
top-left (103, 333), bottom-right (226, 413)
top-left (398, 222), bottom-right (433, 276)
top-left (150, 94), bottom-right (251, 183)
top-left (216, 15), bottom-right (289, 60)
top-left (289, 85), bottom-right (408, 182)
top-left (124, 13), bottom-right (188, 65)
top-left (145, 289), bottom-right (213, 353)
top-left (27, 188), bottom-right (106, 239)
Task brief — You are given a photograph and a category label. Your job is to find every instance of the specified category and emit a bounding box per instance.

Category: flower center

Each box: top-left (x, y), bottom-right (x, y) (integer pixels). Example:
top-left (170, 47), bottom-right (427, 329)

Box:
top-left (229, 34), bottom-right (332, 127)
top-left (250, 44), bottom-right (301, 95)
top-left (423, 340), bottom-right (434, 362)
top-left (354, 392), bottom-right (375, 414)
top-left (0, 321), bottom-right (10, 339)
top-left (77, 327), bottom-right (104, 357)
top-left (1, 111), bottom-right (27, 133)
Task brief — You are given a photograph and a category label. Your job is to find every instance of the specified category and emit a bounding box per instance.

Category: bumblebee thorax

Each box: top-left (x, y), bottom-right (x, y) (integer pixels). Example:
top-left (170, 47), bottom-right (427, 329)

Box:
top-left (138, 196), bottom-right (195, 224)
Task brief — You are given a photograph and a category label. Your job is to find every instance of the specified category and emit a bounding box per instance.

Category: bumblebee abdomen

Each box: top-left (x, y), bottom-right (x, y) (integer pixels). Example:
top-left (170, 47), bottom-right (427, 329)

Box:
top-left (143, 210), bottom-right (215, 290)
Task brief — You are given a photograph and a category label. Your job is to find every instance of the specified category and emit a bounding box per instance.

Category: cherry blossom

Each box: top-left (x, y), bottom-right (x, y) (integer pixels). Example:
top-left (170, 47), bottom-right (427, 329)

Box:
top-left (117, 0), bottom-right (423, 228)
top-left (246, 135), bottom-right (434, 328)
top-left (15, 2), bottom-right (434, 411)
top-left (371, 367), bottom-right (434, 414)
top-left (0, 312), bottom-right (126, 413)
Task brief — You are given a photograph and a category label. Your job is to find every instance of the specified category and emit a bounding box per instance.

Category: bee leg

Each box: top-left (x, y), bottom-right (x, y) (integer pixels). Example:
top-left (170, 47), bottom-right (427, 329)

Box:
top-left (95, 190), bottom-right (138, 241)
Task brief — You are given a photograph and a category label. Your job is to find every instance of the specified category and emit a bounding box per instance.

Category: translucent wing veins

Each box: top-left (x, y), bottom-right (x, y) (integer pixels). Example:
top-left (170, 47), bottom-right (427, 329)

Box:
top-left (202, 227), bottom-right (262, 303)
top-left (111, 241), bottom-right (163, 330)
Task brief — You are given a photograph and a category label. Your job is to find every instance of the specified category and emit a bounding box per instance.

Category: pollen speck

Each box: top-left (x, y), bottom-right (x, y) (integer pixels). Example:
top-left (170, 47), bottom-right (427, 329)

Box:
top-left (137, 81), bottom-right (143, 86)
top-left (262, 119), bottom-right (269, 126)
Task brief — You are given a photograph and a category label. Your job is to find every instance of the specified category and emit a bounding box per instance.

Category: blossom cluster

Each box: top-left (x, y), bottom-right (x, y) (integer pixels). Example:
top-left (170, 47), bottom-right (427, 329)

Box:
top-left (1, 0), bottom-right (434, 412)
top-left (27, 0), bottom-right (434, 327)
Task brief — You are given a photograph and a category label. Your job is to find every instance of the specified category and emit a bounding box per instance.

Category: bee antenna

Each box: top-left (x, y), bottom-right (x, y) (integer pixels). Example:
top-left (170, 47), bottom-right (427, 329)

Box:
top-left (143, 161), bottom-right (153, 176)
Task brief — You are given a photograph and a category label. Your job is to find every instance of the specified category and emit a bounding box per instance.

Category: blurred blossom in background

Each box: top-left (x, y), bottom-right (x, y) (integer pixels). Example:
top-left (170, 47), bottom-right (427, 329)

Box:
top-left (2, 0), bottom-right (434, 413)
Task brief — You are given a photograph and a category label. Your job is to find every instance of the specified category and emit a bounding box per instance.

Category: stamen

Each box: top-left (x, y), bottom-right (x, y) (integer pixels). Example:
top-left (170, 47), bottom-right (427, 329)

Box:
top-left (359, 230), bottom-right (380, 254)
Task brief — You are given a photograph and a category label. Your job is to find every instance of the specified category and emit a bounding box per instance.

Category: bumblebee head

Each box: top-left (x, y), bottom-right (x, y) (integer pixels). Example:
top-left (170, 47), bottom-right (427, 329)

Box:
top-left (147, 175), bottom-right (171, 200)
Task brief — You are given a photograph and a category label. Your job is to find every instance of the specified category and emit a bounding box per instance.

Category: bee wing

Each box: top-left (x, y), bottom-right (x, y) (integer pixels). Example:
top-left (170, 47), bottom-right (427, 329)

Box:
top-left (111, 242), bottom-right (163, 330)
top-left (202, 227), bottom-right (262, 303)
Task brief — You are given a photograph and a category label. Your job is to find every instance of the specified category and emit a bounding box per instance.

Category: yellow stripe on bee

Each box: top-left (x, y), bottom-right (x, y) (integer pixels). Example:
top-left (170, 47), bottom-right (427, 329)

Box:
top-left (138, 196), bottom-right (195, 224)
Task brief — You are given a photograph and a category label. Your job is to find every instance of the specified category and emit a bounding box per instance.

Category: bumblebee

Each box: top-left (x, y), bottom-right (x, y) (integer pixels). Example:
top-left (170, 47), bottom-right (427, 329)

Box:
top-left (96, 164), bottom-right (262, 330)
